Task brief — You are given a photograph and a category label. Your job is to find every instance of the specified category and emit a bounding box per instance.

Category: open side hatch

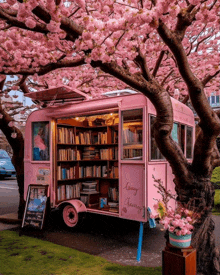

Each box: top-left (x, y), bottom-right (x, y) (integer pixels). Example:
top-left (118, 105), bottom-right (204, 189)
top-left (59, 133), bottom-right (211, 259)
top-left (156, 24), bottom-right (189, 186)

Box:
top-left (25, 86), bottom-right (91, 105)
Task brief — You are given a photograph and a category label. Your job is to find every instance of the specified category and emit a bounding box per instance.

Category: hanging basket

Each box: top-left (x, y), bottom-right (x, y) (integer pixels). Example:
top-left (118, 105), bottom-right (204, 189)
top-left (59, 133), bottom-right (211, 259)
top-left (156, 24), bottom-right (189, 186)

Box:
top-left (169, 232), bottom-right (192, 248)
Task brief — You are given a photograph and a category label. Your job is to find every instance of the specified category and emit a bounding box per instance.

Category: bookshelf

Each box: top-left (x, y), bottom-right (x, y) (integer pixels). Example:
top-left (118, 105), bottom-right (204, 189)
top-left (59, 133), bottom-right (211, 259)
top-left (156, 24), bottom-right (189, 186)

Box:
top-left (122, 109), bottom-right (143, 160)
top-left (55, 113), bottom-right (119, 213)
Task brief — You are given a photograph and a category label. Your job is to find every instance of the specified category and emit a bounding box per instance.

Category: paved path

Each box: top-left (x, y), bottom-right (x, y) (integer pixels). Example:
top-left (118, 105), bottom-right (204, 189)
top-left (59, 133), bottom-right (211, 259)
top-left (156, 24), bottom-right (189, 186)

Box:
top-left (1, 213), bottom-right (220, 269)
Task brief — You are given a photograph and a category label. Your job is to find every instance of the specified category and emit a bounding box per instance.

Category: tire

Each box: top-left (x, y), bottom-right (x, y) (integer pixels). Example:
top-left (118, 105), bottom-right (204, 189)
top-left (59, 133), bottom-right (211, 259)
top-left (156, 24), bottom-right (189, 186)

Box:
top-left (62, 205), bottom-right (79, 228)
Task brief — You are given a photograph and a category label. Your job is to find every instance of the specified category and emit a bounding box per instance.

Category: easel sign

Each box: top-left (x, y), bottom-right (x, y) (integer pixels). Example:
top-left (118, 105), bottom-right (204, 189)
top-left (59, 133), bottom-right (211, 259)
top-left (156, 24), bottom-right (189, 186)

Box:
top-left (22, 184), bottom-right (49, 230)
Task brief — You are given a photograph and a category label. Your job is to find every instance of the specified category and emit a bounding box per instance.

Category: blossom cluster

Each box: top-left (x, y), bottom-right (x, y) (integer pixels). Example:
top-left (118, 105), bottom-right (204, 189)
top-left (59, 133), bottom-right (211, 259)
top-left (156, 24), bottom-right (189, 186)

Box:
top-left (154, 202), bottom-right (199, 236)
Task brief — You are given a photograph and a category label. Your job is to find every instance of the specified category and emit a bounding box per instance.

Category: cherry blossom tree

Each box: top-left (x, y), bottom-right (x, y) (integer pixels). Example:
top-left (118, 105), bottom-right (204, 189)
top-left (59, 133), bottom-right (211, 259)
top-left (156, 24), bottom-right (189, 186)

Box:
top-left (0, 75), bottom-right (36, 218)
top-left (0, 1), bottom-right (220, 273)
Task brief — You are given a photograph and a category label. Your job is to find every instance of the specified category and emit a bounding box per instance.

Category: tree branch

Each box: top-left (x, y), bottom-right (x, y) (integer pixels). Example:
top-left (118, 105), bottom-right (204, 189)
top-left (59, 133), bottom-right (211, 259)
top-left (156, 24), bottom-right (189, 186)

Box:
top-left (134, 49), bottom-right (152, 81)
top-left (157, 15), bottom-right (220, 176)
top-left (152, 50), bottom-right (165, 77)
top-left (0, 75), bottom-right (6, 91)
top-left (202, 70), bottom-right (220, 87)
top-left (2, 57), bottom-right (86, 76)
top-left (0, 7), bottom-right (48, 34)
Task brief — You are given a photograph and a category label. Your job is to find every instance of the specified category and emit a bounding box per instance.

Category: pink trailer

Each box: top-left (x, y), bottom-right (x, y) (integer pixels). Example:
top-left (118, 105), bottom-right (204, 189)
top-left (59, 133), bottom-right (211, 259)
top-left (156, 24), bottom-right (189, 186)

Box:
top-left (24, 87), bottom-right (195, 230)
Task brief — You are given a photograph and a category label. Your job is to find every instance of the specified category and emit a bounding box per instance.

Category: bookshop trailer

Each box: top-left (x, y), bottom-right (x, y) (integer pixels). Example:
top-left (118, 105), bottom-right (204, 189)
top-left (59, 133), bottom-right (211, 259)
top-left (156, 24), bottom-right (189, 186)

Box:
top-left (24, 87), bottom-right (195, 228)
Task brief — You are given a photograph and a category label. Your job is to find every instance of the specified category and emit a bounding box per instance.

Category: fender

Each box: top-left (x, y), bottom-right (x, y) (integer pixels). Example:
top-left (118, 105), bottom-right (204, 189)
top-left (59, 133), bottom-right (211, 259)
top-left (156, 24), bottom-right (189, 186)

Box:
top-left (57, 199), bottom-right (87, 213)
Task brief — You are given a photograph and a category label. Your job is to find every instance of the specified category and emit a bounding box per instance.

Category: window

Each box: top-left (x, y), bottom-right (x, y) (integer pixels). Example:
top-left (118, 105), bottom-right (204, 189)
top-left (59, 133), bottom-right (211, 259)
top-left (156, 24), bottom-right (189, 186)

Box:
top-left (122, 109), bottom-right (143, 160)
top-left (208, 94), bottom-right (220, 107)
top-left (171, 123), bottom-right (185, 153)
top-left (211, 96), bottom-right (215, 104)
top-left (171, 123), bottom-right (178, 143)
top-left (186, 126), bottom-right (193, 159)
top-left (150, 116), bottom-right (192, 160)
top-left (150, 116), bottom-right (165, 160)
top-left (32, 122), bottom-right (50, 161)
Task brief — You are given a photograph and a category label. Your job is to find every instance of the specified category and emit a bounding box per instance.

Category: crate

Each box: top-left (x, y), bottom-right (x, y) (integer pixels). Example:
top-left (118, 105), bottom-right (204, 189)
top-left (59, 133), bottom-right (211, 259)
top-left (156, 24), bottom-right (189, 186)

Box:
top-left (162, 242), bottom-right (196, 275)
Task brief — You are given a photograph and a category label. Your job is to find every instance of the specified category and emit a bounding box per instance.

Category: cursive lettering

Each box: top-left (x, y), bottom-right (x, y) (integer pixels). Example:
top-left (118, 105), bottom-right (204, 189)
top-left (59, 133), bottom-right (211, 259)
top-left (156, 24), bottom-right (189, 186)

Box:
top-left (123, 182), bottom-right (139, 196)
top-left (124, 197), bottom-right (142, 214)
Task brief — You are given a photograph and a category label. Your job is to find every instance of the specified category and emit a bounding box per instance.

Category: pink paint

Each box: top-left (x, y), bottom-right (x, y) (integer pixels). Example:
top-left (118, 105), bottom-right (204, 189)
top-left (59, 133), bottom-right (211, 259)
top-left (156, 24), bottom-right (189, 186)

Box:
top-left (169, 236), bottom-right (191, 243)
top-left (24, 87), bottom-right (195, 226)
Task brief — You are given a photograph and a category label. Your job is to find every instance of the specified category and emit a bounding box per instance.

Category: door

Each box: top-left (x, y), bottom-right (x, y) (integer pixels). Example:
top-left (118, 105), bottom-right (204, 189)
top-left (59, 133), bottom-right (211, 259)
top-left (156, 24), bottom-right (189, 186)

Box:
top-left (120, 164), bottom-right (146, 221)
top-left (119, 108), bottom-right (146, 222)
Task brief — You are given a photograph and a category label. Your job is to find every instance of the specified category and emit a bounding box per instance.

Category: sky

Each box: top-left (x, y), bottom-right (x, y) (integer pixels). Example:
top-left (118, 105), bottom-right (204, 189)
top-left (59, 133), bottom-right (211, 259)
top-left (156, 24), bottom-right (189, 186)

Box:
top-left (9, 90), bottom-right (34, 106)
top-left (5, 76), bottom-right (33, 106)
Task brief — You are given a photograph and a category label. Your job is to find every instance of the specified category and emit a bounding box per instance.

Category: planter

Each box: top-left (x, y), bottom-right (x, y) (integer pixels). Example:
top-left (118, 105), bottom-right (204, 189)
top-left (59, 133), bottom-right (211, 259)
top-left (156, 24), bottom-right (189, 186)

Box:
top-left (169, 232), bottom-right (192, 248)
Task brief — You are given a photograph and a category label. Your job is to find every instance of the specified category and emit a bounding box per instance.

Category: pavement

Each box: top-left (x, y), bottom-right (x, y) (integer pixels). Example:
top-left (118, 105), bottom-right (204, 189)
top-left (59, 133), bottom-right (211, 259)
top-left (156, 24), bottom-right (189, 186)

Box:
top-left (1, 212), bottom-right (220, 270)
top-left (0, 211), bottom-right (165, 267)
top-left (0, 212), bottom-right (21, 230)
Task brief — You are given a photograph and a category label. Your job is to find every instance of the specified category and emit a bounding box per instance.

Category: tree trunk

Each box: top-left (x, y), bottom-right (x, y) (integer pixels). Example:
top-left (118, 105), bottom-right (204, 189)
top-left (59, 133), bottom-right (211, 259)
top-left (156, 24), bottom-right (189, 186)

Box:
top-left (177, 175), bottom-right (220, 274)
top-left (0, 104), bottom-right (25, 219)
top-left (12, 151), bottom-right (25, 219)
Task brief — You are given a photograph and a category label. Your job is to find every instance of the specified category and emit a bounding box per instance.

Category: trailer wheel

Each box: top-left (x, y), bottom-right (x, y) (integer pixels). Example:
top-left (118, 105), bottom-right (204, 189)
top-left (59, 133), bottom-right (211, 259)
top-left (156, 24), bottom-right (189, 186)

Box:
top-left (62, 205), bottom-right (78, 228)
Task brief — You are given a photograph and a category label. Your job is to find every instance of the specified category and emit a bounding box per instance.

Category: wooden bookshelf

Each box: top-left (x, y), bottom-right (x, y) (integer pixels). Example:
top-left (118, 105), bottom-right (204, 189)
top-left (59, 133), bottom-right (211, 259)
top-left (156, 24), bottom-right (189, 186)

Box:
top-left (55, 113), bottom-right (119, 213)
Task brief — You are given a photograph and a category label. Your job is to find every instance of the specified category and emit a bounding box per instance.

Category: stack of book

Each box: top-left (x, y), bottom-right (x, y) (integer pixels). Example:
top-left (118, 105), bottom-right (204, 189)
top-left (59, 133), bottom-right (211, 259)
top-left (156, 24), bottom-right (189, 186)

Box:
top-left (108, 202), bottom-right (119, 212)
top-left (81, 181), bottom-right (98, 194)
top-left (82, 146), bottom-right (99, 160)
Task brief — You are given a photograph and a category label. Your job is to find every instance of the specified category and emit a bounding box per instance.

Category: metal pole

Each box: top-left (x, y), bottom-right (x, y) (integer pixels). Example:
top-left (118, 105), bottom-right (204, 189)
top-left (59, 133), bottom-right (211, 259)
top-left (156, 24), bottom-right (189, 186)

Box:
top-left (136, 221), bottom-right (144, 262)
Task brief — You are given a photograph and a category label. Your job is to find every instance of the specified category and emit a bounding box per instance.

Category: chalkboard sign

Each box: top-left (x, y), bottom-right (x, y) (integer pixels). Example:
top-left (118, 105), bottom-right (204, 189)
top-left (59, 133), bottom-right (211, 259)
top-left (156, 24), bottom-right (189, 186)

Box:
top-left (22, 184), bottom-right (48, 230)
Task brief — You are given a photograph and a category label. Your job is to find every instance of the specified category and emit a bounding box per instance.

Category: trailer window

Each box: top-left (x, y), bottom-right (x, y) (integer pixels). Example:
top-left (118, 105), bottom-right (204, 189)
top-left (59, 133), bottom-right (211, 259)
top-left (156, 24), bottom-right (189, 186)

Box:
top-left (186, 126), bottom-right (193, 158)
top-left (122, 109), bottom-right (143, 160)
top-left (171, 123), bottom-right (185, 153)
top-left (150, 117), bottom-right (187, 160)
top-left (32, 122), bottom-right (50, 161)
top-left (150, 116), bottom-right (165, 160)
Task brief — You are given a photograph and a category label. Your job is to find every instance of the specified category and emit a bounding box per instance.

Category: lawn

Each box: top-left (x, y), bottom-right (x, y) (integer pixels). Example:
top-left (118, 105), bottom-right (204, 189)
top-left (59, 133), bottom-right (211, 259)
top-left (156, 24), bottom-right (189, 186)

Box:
top-left (212, 168), bottom-right (220, 215)
top-left (0, 230), bottom-right (162, 275)
top-left (213, 189), bottom-right (220, 215)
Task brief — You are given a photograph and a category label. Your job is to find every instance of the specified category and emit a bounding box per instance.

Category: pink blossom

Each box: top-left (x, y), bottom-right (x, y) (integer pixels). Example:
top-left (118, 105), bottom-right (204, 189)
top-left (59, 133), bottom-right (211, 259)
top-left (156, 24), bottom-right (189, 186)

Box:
top-left (7, 0), bottom-right (16, 5)
top-left (175, 230), bottom-right (182, 236)
top-left (11, 133), bottom-right (17, 139)
top-left (27, 0), bottom-right (38, 10)
top-left (169, 226), bottom-right (175, 232)
top-left (82, 31), bottom-right (92, 41)
top-left (181, 228), bottom-right (189, 236)
top-left (189, 0), bottom-right (201, 4)
top-left (186, 216), bottom-right (192, 222)
top-left (75, 0), bottom-right (85, 10)
top-left (47, 21), bottom-right (61, 32)
top-left (8, 121), bottom-right (14, 127)
top-left (25, 18), bottom-right (36, 29)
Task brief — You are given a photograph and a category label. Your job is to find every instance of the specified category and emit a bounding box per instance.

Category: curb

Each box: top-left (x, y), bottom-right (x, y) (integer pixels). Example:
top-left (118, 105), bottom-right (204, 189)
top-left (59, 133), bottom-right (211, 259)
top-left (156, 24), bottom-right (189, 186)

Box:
top-left (0, 213), bottom-right (22, 225)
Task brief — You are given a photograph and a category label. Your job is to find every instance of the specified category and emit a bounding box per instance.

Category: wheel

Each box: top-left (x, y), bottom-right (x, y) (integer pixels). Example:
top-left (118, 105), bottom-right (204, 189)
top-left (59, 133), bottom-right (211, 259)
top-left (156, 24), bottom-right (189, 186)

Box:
top-left (62, 205), bottom-right (79, 228)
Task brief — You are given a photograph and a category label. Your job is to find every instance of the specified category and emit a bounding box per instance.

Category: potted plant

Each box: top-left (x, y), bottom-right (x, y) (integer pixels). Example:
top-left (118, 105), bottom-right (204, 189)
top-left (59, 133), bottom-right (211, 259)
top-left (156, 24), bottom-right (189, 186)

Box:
top-left (152, 177), bottom-right (201, 248)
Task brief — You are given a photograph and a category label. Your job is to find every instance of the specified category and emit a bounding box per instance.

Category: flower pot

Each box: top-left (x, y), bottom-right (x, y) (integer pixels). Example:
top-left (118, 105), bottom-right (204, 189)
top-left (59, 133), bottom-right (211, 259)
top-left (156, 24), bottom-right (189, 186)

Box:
top-left (169, 232), bottom-right (192, 248)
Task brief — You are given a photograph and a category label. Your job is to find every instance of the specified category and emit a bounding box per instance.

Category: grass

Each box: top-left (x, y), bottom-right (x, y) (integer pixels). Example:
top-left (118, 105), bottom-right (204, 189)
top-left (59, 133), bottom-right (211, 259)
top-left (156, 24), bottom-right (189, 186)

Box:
top-left (0, 230), bottom-right (162, 275)
top-left (211, 167), bottom-right (220, 184)
top-left (213, 189), bottom-right (220, 215)
top-left (211, 167), bottom-right (220, 215)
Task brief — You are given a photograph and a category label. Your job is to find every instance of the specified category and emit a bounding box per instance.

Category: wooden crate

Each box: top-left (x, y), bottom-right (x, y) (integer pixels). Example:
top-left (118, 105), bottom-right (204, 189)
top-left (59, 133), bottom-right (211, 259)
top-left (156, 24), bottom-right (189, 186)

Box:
top-left (162, 243), bottom-right (196, 275)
